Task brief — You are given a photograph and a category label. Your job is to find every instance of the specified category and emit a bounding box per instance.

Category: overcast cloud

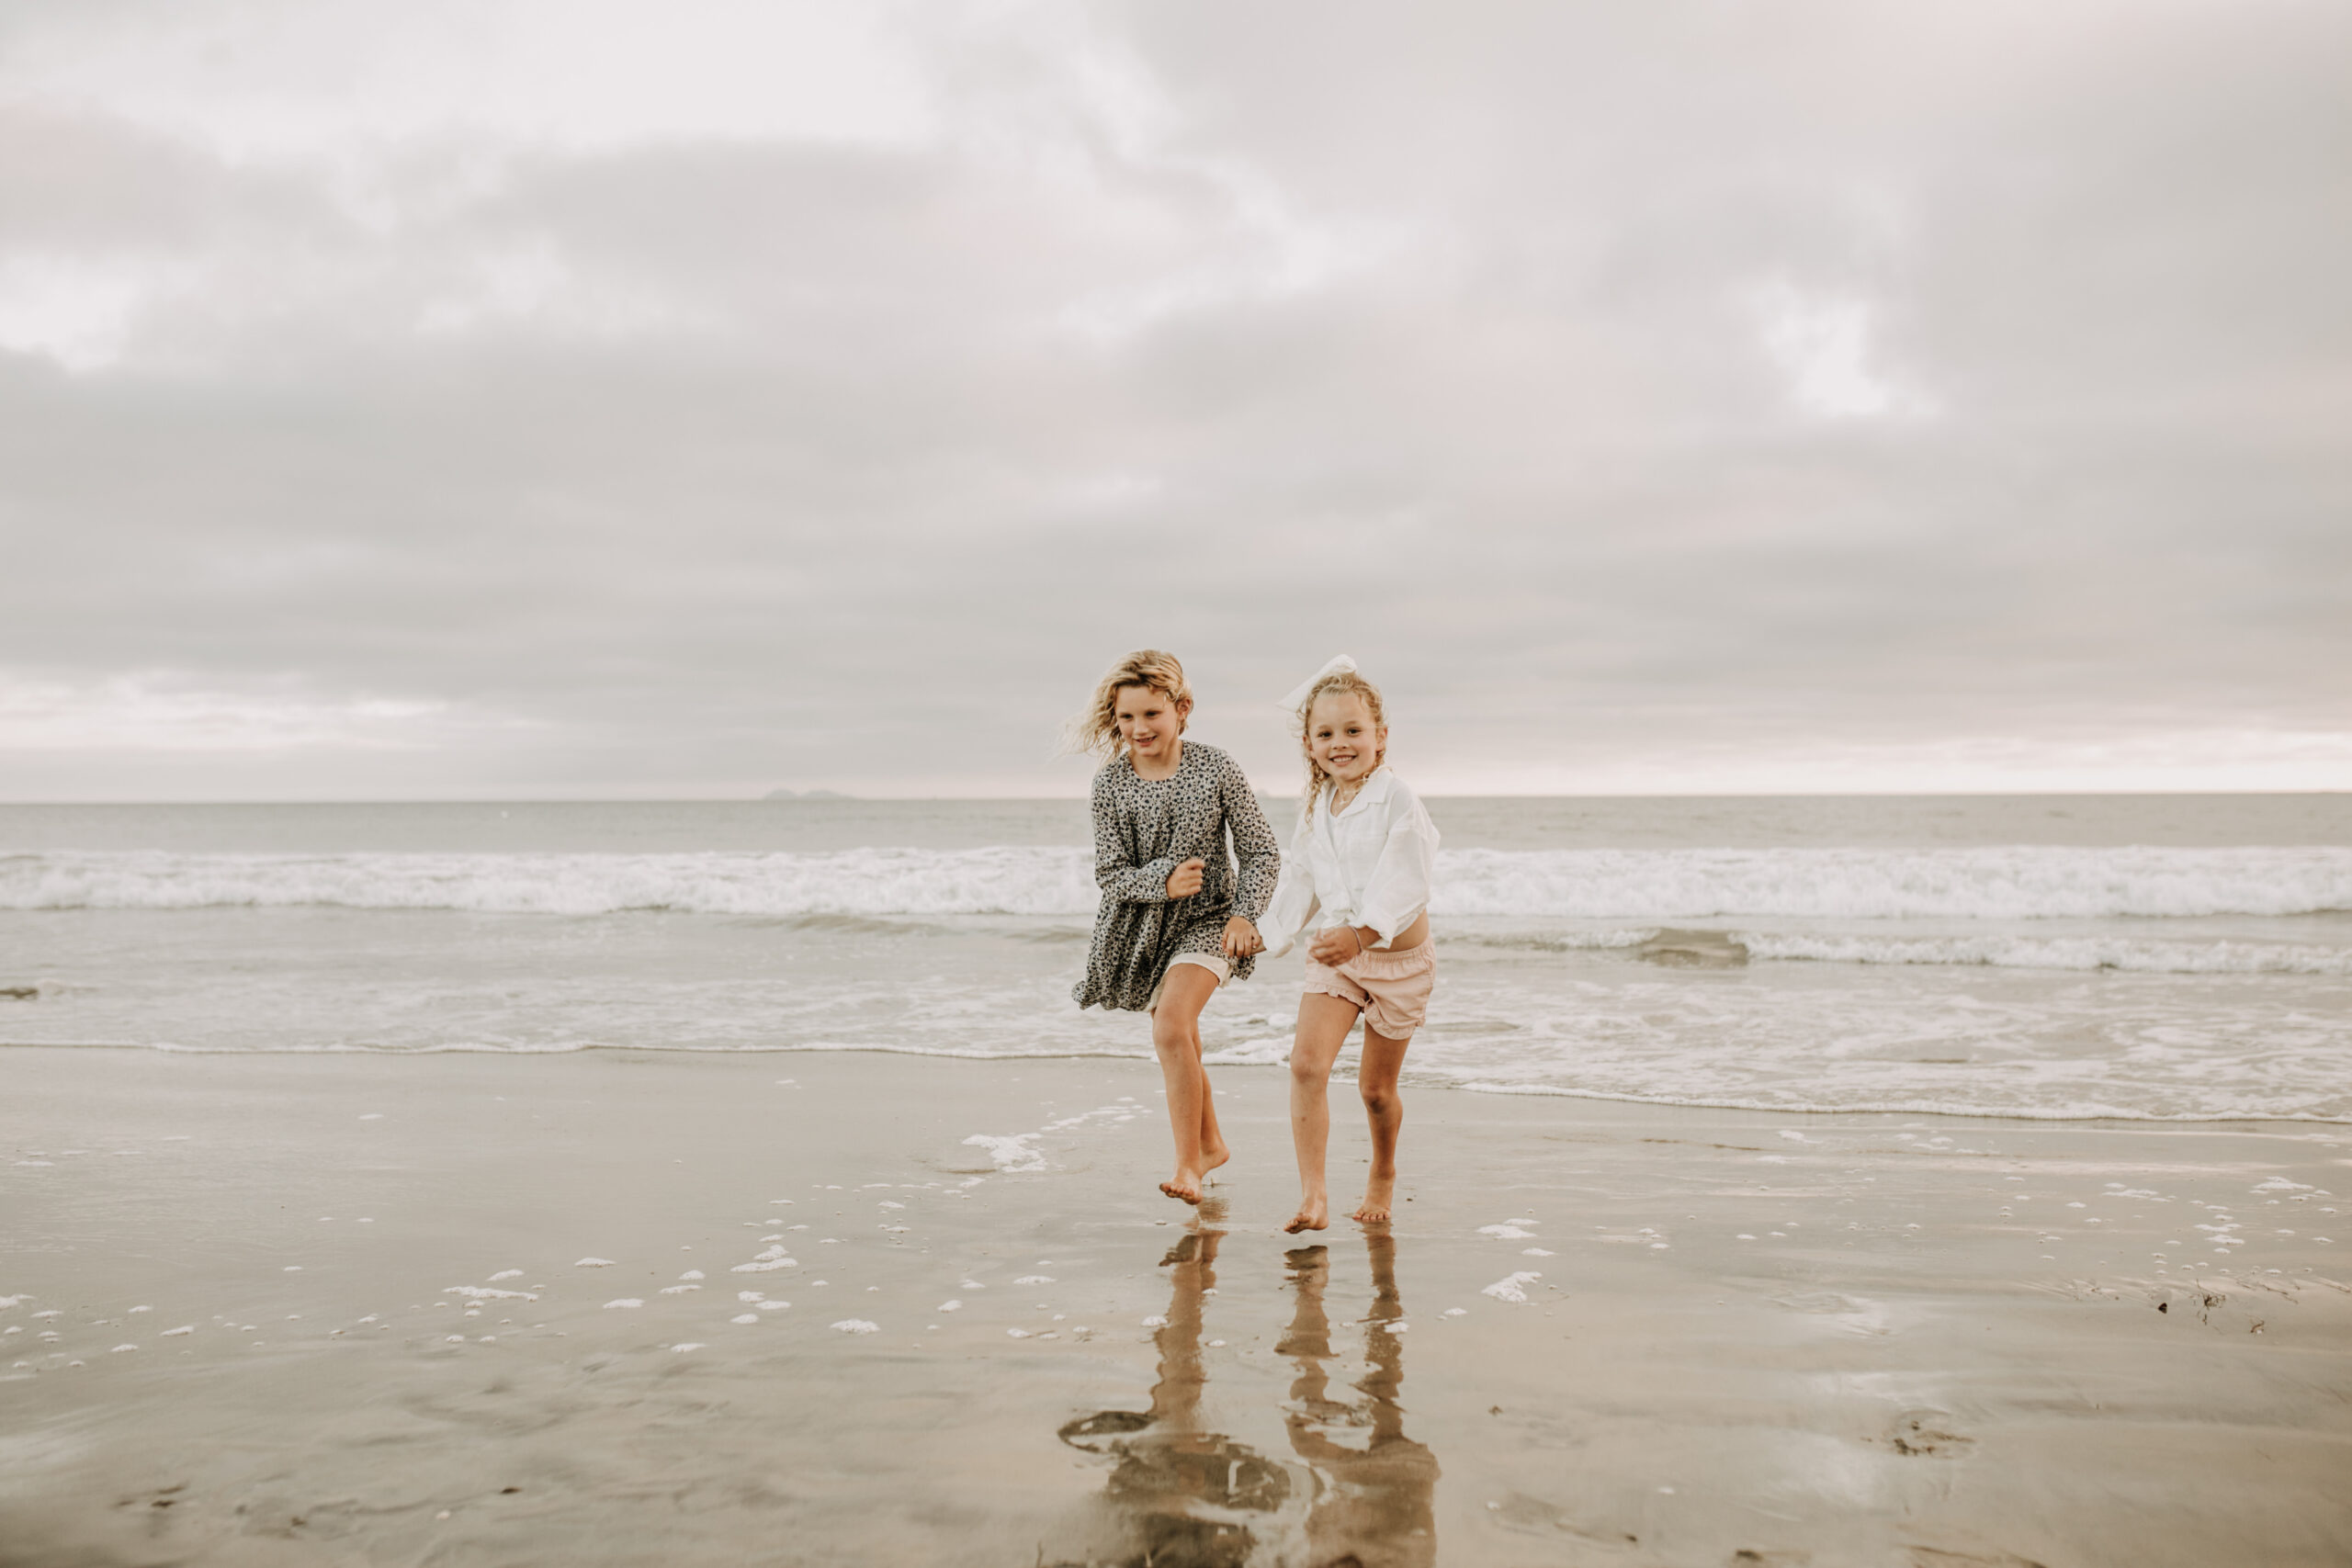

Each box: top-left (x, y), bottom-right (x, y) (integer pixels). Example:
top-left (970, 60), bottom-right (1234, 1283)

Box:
top-left (3, 0), bottom-right (2346, 799)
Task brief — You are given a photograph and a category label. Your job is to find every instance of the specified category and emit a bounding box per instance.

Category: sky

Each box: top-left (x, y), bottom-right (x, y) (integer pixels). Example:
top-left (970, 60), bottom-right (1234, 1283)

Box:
top-left (3, 0), bottom-right (2346, 800)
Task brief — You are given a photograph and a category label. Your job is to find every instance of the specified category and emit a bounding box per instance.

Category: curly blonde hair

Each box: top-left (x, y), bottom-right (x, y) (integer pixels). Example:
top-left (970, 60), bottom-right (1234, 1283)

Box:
top-left (1064, 649), bottom-right (1193, 759)
top-left (1293, 669), bottom-right (1387, 815)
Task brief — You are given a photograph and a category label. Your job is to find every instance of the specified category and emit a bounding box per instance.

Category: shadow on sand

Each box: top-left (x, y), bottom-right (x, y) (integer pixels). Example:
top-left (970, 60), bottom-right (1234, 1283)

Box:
top-left (1053, 1201), bottom-right (1440, 1567)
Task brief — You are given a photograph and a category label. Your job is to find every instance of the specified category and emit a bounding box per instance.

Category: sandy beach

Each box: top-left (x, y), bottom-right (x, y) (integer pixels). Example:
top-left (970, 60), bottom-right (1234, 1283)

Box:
top-left (8, 0), bottom-right (2349, 1552)
top-left (4, 1044), bottom-right (2346, 1567)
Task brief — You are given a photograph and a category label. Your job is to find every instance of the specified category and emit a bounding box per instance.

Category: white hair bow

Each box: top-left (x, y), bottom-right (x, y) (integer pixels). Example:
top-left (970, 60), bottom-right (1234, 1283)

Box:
top-left (1278, 654), bottom-right (1357, 715)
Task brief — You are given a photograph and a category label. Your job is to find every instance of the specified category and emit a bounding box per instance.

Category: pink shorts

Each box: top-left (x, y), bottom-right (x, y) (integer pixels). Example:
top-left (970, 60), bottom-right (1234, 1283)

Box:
top-left (1301, 938), bottom-right (1435, 1039)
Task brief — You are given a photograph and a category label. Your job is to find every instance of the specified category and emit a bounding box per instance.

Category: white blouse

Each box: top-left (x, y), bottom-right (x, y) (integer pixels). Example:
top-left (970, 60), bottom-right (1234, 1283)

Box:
top-left (1257, 766), bottom-right (1442, 955)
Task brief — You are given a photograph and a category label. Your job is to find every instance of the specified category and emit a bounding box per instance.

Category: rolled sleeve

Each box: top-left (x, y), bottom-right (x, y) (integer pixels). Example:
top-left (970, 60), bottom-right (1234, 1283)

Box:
top-left (1255, 810), bottom-right (1320, 957)
top-left (1357, 803), bottom-right (1439, 948)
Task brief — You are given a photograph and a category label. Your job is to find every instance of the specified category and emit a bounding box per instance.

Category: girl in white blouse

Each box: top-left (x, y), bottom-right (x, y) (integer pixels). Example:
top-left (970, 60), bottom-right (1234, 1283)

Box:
top-left (1256, 657), bottom-right (1442, 1233)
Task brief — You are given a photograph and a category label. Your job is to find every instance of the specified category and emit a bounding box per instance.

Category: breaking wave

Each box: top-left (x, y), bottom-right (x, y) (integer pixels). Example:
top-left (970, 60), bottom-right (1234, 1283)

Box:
top-left (6, 844), bottom-right (2348, 920)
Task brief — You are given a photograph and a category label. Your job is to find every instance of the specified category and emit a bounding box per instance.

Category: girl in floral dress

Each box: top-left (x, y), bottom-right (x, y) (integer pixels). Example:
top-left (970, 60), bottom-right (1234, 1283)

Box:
top-left (1070, 650), bottom-right (1282, 1204)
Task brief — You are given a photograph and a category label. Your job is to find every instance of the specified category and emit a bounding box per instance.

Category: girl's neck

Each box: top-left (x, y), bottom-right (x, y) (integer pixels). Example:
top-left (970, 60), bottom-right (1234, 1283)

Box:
top-left (1129, 737), bottom-right (1183, 781)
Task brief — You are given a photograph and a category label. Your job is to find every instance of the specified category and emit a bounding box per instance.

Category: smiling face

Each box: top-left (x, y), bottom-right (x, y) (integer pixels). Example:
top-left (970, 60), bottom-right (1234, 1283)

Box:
top-left (1306, 689), bottom-right (1385, 790)
top-left (1113, 683), bottom-right (1190, 763)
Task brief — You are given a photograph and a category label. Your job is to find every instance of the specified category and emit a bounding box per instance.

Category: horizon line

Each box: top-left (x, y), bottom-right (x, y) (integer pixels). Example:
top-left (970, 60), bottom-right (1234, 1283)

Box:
top-left (1, 787), bottom-right (2345, 807)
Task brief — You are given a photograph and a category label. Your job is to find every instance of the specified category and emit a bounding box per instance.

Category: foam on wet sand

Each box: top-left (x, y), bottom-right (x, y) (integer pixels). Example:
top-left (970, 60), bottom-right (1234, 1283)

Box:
top-left (0, 1044), bottom-right (2346, 1567)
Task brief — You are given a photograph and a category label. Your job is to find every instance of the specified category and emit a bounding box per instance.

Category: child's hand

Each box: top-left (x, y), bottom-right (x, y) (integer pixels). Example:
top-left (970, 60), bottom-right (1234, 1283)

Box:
top-left (1221, 918), bottom-right (1262, 958)
top-left (1165, 858), bottom-right (1205, 899)
top-left (1308, 925), bottom-right (1366, 966)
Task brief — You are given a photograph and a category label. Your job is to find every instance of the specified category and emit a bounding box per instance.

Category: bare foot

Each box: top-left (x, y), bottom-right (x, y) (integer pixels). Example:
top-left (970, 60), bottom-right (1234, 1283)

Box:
top-left (1159, 1169), bottom-right (1204, 1205)
top-left (1283, 1193), bottom-right (1329, 1234)
top-left (1351, 1173), bottom-right (1396, 1225)
top-left (1202, 1140), bottom-right (1231, 1178)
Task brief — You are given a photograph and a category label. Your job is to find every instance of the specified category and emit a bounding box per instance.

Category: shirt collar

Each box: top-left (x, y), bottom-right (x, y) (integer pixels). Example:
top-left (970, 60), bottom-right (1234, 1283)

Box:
top-left (1330, 765), bottom-right (1396, 818)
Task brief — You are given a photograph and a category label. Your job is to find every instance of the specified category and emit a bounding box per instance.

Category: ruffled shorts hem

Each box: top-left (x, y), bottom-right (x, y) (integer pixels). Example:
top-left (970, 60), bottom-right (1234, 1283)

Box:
top-left (1300, 937), bottom-right (1434, 1037)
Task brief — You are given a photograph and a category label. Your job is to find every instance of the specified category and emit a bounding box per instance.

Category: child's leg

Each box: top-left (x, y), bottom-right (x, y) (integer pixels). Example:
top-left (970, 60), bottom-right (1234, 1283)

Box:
top-left (1284, 992), bottom-right (1363, 1234)
top-left (1151, 964), bottom-right (1225, 1204)
top-left (1351, 1025), bottom-right (1411, 1224)
top-left (1196, 1048), bottom-right (1230, 1178)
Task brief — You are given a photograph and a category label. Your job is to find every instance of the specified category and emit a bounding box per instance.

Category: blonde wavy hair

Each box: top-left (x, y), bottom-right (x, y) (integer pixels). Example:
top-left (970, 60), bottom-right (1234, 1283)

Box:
top-left (1293, 668), bottom-right (1387, 815)
top-left (1065, 649), bottom-right (1193, 760)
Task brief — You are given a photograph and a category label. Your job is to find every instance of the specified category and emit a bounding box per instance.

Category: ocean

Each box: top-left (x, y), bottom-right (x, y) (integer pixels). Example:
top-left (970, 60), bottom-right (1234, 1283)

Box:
top-left (3, 794), bottom-right (2347, 1122)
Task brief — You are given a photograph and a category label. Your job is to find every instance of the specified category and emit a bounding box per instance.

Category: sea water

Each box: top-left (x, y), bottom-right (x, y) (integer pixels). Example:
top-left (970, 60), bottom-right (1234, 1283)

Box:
top-left (2, 795), bottom-right (2346, 1122)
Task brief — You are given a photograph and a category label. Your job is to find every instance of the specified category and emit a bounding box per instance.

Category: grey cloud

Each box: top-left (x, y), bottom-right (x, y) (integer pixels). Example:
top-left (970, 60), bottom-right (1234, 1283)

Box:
top-left (2, 0), bottom-right (2346, 797)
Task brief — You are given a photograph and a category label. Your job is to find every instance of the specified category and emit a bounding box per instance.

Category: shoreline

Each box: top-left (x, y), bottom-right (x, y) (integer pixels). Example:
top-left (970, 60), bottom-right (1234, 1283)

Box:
top-left (13, 1039), bottom-right (2350, 1131)
top-left (5, 1045), bottom-right (2349, 1565)
top-left (15, 1038), bottom-right (2352, 1134)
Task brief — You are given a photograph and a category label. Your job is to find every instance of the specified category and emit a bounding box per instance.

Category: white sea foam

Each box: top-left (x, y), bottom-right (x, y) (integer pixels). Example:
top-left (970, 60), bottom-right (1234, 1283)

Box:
top-left (1481, 1272), bottom-right (1542, 1304)
top-left (1435, 846), bottom-right (2352, 920)
top-left (12, 820), bottom-right (2347, 1129)
top-left (964, 1134), bottom-right (1046, 1172)
top-left (0, 847), bottom-right (1101, 917)
top-left (8, 844), bottom-right (2346, 919)
top-left (1745, 932), bottom-right (2352, 975)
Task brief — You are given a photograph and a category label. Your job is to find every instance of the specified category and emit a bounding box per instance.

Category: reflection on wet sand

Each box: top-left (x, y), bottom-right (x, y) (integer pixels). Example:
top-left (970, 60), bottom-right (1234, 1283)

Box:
top-left (1281, 1231), bottom-right (1441, 1567)
top-left (1055, 1204), bottom-right (1439, 1567)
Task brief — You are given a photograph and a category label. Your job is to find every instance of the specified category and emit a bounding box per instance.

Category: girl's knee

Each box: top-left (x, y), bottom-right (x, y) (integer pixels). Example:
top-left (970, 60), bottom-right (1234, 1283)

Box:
top-left (1289, 1054), bottom-right (1329, 1089)
top-left (1360, 1083), bottom-right (1400, 1117)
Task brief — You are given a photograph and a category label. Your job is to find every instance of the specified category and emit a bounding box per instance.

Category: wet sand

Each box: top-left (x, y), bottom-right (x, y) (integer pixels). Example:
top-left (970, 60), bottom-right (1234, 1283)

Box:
top-left (3, 1045), bottom-right (2348, 1567)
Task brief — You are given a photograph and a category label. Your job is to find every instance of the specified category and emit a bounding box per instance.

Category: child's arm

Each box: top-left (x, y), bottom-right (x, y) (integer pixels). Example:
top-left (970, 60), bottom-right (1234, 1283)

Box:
top-left (1219, 754), bottom-right (1283, 928)
top-left (1351, 789), bottom-right (1440, 949)
top-left (1252, 806), bottom-right (1320, 957)
top-left (1089, 770), bottom-right (1181, 903)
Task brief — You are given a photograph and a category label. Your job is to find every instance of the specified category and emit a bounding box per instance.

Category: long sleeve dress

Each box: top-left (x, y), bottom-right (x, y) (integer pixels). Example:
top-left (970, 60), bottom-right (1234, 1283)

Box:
top-left (1072, 740), bottom-right (1283, 1013)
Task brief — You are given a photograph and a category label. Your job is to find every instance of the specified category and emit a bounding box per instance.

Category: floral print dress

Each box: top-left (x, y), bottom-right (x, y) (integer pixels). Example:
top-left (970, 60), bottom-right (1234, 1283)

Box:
top-left (1072, 740), bottom-right (1282, 1013)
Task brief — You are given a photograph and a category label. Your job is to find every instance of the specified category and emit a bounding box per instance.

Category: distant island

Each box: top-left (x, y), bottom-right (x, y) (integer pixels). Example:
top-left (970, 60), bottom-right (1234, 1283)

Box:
top-left (763, 788), bottom-right (851, 800)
